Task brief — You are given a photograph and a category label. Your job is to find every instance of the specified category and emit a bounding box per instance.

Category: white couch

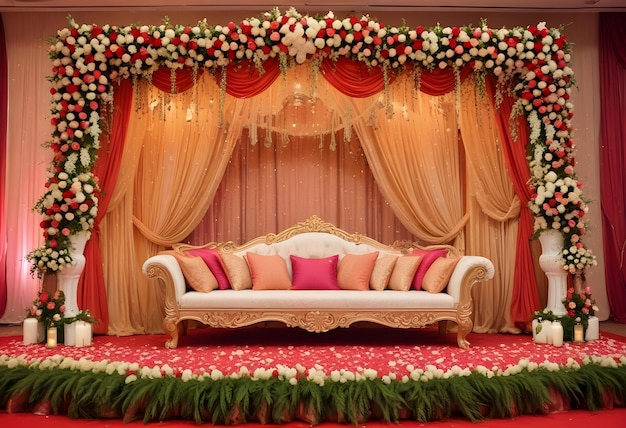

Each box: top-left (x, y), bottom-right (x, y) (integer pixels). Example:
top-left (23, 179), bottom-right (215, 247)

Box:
top-left (143, 216), bottom-right (494, 349)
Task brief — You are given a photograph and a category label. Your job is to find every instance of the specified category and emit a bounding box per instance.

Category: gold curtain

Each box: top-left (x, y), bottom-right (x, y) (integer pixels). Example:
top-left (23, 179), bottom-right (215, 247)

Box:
top-left (350, 74), bottom-right (468, 248)
top-left (102, 75), bottom-right (244, 334)
top-left (458, 79), bottom-right (521, 333)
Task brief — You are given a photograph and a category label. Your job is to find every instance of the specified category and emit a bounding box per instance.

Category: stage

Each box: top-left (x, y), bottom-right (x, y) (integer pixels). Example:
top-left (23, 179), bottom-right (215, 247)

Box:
top-left (0, 326), bottom-right (625, 425)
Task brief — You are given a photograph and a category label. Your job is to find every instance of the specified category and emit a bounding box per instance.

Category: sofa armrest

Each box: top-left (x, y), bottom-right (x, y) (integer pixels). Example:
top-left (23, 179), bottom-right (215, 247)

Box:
top-left (447, 256), bottom-right (494, 304)
top-left (142, 254), bottom-right (187, 302)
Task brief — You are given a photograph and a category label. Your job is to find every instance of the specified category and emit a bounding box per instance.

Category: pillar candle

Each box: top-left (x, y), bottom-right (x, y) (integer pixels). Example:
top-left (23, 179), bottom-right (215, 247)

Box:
top-left (550, 321), bottom-right (563, 347)
top-left (535, 321), bottom-right (550, 343)
top-left (585, 316), bottom-right (600, 341)
top-left (64, 322), bottom-right (76, 346)
top-left (23, 318), bottom-right (38, 344)
top-left (84, 322), bottom-right (92, 346)
top-left (46, 327), bottom-right (57, 348)
top-left (75, 321), bottom-right (88, 347)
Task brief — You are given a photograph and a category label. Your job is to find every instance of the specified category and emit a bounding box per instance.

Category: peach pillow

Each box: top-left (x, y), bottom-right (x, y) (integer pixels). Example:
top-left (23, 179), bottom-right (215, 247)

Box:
top-left (409, 248), bottom-right (449, 290)
top-left (291, 255), bottom-right (340, 290)
top-left (388, 256), bottom-right (422, 291)
top-left (369, 255), bottom-right (398, 291)
top-left (337, 252), bottom-right (379, 290)
top-left (186, 248), bottom-right (231, 290)
top-left (246, 252), bottom-right (292, 290)
top-left (163, 251), bottom-right (218, 293)
top-left (422, 257), bottom-right (461, 293)
top-left (219, 253), bottom-right (252, 290)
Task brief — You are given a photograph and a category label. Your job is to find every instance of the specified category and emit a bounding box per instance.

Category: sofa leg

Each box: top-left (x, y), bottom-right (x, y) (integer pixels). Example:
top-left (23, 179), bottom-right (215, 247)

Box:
top-left (163, 318), bottom-right (180, 349)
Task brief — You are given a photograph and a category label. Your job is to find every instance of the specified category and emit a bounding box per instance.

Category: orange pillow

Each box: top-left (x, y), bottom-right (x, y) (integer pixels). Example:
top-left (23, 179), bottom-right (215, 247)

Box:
top-left (219, 253), bottom-right (252, 290)
top-left (163, 251), bottom-right (218, 293)
top-left (246, 252), bottom-right (292, 290)
top-left (422, 257), bottom-right (461, 293)
top-left (370, 255), bottom-right (398, 291)
top-left (388, 256), bottom-right (422, 291)
top-left (338, 252), bottom-right (379, 290)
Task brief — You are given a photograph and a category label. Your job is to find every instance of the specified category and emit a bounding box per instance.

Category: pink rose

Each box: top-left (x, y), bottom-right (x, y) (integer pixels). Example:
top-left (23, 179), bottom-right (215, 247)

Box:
top-left (47, 302), bottom-right (56, 310)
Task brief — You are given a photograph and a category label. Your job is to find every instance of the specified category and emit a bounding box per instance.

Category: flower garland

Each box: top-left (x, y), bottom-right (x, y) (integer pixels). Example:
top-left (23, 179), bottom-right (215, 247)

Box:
top-left (27, 7), bottom-right (595, 276)
top-left (0, 353), bottom-right (625, 423)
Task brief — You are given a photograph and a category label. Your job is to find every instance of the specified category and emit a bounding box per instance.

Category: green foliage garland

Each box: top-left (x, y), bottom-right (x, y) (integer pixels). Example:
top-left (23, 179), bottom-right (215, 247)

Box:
top-left (0, 358), bottom-right (625, 424)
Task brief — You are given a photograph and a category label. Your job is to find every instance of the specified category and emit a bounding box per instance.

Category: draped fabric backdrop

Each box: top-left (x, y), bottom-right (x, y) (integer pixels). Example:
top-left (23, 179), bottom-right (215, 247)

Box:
top-left (95, 62), bottom-right (539, 335)
top-left (0, 11), bottom-right (613, 331)
top-left (0, 16), bottom-right (7, 317)
top-left (0, 13), bottom-right (51, 324)
top-left (599, 13), bottom-right (626, 323)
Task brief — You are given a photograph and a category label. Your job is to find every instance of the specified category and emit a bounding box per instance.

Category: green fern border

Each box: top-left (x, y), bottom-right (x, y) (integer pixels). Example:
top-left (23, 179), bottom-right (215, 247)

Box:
top-left (0, 358), bottom-right (625, 424)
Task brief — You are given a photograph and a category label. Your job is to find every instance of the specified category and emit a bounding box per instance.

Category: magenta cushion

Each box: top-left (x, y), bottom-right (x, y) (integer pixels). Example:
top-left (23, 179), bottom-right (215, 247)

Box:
top-left (409, 248), bottom-right (449, 290)
top-left (186, 248), bottom-right (231, 290)
top-left (290, 255), bottom-right (340, 290)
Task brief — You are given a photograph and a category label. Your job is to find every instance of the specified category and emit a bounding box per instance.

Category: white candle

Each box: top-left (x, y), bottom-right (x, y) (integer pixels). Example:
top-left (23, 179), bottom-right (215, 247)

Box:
top-left (84, 322), bottom-right (92, 346)
top-left (64, 322), bottom-right (76, 346)
top-left (534, 320), bottom-right (551, 344)
top-left (585, 316), bottom-right (600, 341)
top-left (46, 327), bottom-right (57, 348)
top-left (23, 318), bottom-right (38, 344)
top-left (551, 321), bottom-right (564, 347)
top-left (75, 321), bottom-right (88, 347)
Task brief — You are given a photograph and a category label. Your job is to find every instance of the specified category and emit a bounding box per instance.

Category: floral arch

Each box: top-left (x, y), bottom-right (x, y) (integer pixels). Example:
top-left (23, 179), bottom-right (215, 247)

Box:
top-left (27, 8), bottom-right (596, 333)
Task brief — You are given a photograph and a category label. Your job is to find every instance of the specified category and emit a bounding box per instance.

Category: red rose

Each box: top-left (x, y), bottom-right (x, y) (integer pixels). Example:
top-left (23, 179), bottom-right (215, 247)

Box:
top-left (40, 291), bottom-right (49, 303)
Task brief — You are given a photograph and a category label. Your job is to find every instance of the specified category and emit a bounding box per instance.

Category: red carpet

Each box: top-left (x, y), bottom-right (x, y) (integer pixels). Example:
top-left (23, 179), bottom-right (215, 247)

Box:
top-left (2, 326), bottom-right (626, 375)
top-left (0, 326), bottom-right (625, 425)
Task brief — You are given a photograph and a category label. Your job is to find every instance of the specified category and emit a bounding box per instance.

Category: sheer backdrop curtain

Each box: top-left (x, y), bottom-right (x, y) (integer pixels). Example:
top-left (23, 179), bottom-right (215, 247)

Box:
top-left (599, 13), bottom-right (626, 323)
top-left (103, 74), bottom-right (245, 334)
top-left (459, 79), bottom-right (520, 333)
top-left (0, 14), bottom-right (53, 323)
top-left (190, 128), bottom-right (414, 245)
top-left (351, 73), bottom-right (467, 248)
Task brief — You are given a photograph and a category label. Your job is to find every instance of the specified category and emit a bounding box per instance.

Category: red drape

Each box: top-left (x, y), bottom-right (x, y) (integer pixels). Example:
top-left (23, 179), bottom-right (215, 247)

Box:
top-left (321, 57), bottom-right (391, 97)
top-left (488, 76), bottom-right (540, 330)
top-left (151, 66), bottom-right (204, 93)
top-left (77, 79), bottom-right (133, 334)
top-left (599, 13), bottom-right (626, 323)
top-left (0, 15), bottom-right (8, 317)
top-left (217, 58), bottom-right (282, 98)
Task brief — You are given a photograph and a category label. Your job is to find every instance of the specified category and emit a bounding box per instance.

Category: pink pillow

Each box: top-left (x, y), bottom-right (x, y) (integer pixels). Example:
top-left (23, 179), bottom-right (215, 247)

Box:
top-left (410, 248), bottom-right (448, 290)
top-left (290, 255), bottom-right (340, 290)
top-left (246, 252), bottom-right (292, 290)
top-left (186, 248), bottom-right (231, 290)
top-left (337, 252), bottom-right (379, 290)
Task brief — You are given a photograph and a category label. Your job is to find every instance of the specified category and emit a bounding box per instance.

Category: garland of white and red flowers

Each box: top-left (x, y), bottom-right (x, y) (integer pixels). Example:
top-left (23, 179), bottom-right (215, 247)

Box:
top-left (26, 7), bottom-right (596, 277)
top-left (1, 353), bottom-right (625, 423)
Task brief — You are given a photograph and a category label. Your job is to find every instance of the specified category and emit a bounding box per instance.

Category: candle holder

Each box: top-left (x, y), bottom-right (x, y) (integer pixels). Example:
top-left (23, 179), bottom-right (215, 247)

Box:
top-left (573, 323), bottom-right (584, 344)
top-left (46, 325), bottom-right (58, 348)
